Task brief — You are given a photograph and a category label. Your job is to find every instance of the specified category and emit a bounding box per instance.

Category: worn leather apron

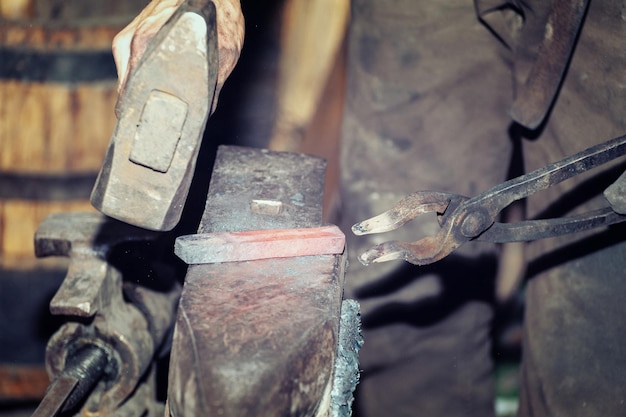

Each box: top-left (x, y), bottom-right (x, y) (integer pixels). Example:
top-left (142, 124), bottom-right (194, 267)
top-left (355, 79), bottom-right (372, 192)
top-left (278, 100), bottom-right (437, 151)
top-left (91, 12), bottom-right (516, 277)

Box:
top-left (340, 0), bottom-right (626, 416)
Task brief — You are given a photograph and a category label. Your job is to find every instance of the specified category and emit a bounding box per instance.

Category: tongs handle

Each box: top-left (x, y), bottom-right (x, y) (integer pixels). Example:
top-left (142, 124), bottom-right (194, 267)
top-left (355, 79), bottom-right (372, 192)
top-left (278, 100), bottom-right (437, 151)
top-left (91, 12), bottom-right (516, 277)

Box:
top-left (461, 134), bottom-right (626, 238)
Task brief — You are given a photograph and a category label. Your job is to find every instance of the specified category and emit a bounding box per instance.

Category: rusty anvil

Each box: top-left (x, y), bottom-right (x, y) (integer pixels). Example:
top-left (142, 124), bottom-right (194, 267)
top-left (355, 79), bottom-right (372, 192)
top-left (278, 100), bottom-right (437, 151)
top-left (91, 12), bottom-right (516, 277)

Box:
top-left (168, 145), bottom-right (361, 417)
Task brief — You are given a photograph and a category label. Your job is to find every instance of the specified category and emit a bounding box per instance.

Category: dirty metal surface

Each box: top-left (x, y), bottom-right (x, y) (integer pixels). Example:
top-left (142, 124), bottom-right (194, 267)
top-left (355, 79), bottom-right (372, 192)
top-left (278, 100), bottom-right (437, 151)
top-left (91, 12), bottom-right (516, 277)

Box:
top-left (604, 169), bottom-right (626, 214)
top-left (30, 375), bottom-right (78, 417)
top-left (174, 225), bottom-right (345, 264)
top-left (197, 146), bottom-right (327, 233)
top-left (35, 212), bottom-right (181, 416)
top-left (31, 345), bottom-right (108, 417)
top-left (168, 146), bottom-right (346, 417)
top-left (509, 0), bottom-right (590, 129)
top-left (35, 213), bottom-right (159, 317)
top-left (91, 0), bottom-right (218, 231)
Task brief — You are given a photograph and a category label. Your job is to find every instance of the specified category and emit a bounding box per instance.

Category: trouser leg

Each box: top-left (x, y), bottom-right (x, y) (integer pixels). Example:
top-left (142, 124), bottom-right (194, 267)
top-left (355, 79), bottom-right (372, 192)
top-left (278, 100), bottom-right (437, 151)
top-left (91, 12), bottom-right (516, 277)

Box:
top-left (341, 1), bottom-right (513, 415)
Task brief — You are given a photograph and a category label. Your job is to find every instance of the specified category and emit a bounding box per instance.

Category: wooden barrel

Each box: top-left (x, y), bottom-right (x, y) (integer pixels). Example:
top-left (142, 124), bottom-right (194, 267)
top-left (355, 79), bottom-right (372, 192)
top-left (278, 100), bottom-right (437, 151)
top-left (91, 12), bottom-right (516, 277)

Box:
top-left (0, 0), bottom-right (146, 265)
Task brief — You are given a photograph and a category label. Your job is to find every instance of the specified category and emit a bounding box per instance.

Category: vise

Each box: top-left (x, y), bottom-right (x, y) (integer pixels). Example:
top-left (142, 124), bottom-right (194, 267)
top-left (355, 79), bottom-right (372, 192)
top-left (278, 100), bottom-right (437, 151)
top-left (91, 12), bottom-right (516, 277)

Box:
top-left (32, 213), bottom-right (182, 417)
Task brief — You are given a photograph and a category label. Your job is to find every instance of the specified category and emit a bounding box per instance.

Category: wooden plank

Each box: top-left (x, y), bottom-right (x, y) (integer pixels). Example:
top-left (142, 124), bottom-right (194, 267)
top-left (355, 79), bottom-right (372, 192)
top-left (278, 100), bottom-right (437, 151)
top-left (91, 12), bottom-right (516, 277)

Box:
top-left (1, 199), bottom-right (95, 260)
top-left (268, 0), bottom-right (349, 220)
top-left (0, 364), bottom-right (49, 401)
top-left (0, 81), bottom-right (115, 173)
top-left (268, 0), bottom-right (349, 152)
top-left (0, 0), bottom-right (33, 19)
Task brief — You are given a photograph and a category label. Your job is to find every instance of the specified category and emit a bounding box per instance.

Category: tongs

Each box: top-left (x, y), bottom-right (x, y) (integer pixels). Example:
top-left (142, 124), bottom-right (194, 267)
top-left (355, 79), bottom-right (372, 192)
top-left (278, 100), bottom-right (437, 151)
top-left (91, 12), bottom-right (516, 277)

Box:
top-left (352, 135), bottom-right (626, 266)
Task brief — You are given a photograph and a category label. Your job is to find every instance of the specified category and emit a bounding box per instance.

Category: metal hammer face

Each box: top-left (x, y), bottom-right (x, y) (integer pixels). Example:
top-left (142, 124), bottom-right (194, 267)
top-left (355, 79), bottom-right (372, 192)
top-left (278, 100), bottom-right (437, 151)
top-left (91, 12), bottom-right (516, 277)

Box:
top-left (90, 0), bottom-right (219, 231)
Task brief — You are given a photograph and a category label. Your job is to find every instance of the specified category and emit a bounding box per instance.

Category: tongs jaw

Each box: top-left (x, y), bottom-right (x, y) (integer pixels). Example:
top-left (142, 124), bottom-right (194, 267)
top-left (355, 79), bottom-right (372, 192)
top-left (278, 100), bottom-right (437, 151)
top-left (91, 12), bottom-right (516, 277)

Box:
top-left (353, 135), bottom-right (626, 266)
top-left (352, 191), bottom-right (470, 265)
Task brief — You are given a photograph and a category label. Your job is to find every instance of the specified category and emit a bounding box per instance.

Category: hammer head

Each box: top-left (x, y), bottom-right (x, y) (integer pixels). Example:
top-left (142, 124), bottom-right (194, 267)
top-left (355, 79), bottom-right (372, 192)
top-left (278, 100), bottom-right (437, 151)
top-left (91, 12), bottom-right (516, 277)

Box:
top-left (90, 1), bottom-right (218, 231)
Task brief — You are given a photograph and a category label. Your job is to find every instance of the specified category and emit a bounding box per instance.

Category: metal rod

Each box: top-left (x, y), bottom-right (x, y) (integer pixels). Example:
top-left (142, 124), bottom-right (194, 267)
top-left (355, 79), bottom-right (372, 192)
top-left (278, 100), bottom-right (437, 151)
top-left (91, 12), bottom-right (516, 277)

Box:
top-left (31, 345), bottom-right (108, 417)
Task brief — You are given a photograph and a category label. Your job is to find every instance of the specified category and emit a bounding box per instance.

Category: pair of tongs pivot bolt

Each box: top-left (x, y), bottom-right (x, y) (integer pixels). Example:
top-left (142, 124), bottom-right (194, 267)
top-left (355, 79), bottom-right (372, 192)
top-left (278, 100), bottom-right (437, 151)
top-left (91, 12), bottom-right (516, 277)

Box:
top-left (353, 135), bottom-right (626, 266)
